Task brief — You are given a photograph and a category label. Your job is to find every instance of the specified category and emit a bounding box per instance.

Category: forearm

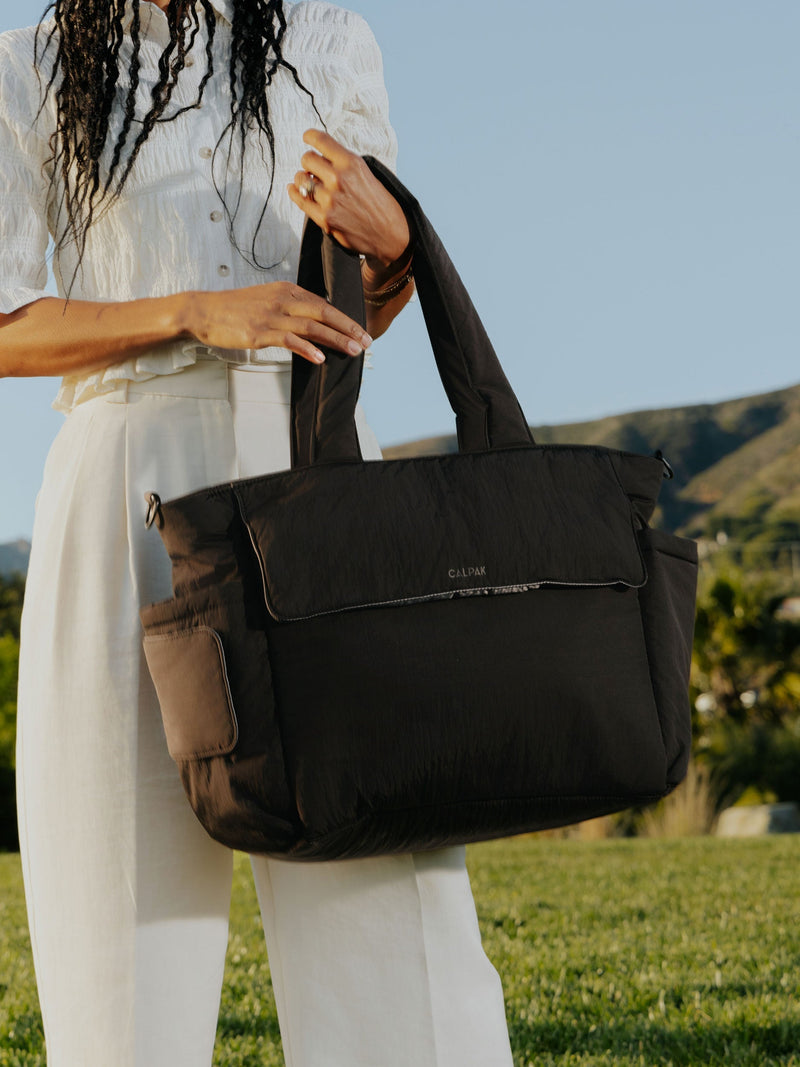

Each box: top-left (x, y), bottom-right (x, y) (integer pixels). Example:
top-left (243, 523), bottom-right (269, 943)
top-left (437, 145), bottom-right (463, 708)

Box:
top-left (0, 283), bottom-right (373, 377)
top-left (0, 293), bottom-right (189, 378)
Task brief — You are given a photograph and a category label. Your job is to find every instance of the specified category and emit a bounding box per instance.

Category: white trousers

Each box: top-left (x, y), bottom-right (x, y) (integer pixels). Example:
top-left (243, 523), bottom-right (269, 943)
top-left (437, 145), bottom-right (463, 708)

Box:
top-left (16, 362), bottom-right (513, 1067)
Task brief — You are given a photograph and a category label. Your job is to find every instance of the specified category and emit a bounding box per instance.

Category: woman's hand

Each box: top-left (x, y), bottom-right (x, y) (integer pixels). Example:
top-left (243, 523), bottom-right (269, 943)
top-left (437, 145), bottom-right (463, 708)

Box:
top-left (288, 130), bottom-right (411, 269)
top-left (180, 281), bottom-right (372, 365)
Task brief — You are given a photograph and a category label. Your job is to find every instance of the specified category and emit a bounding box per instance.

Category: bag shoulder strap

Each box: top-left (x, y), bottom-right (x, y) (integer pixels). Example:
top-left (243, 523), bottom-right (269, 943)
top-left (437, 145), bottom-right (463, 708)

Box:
top-left (292, 158), bottom-right (534, 468)
top-left (291, 223), bottom-right (367, 468)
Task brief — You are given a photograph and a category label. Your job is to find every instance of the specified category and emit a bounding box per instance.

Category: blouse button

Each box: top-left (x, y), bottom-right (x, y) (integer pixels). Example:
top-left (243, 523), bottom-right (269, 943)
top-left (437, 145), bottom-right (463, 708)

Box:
top-left (185, 56), bottom-right (195, 67)
top-left (199, 147), bottom-right (213, 159)
top-left (218, 265), bottom-right (231, 277)
top-left (210, 210), bottom-right (223, 223)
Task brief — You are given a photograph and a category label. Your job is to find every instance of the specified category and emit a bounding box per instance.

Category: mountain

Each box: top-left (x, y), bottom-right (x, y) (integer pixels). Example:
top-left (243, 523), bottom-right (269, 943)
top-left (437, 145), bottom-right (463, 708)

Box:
top-left (0, 540), bottom-right (31, 578)
top-left (383, 383), bottom-right (800, 539)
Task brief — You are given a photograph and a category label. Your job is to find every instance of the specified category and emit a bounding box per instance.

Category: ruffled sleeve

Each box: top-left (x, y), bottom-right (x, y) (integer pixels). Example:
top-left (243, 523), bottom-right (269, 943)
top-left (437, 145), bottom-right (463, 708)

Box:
top-left (325, 12), bottom-right (398, 171)
top-left (285, 3), bottom-right (398, 171)
top-left (0, 27), bottom-right (54, 315)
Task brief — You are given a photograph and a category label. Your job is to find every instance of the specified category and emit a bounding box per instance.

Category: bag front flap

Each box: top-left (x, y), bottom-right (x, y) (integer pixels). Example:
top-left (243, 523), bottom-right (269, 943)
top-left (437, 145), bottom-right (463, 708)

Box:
top-left (234, 446), bottom-right (658, 622)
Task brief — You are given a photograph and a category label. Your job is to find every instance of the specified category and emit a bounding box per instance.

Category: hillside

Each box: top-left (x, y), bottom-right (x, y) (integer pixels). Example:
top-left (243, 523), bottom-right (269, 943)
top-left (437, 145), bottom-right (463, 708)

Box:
top-left (383, 383), bottom-right (800, 539)
top-left (0, 541), bottom-right (30, 579)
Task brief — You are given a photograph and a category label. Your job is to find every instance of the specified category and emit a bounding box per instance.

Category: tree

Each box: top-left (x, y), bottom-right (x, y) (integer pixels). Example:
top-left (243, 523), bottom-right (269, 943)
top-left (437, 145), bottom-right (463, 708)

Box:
top-left (691, 566), bottom-right (800, 806)
top-left (692, 570), bottom-right (800, 727)
top-left (0, 572), bottom-right (24, 641)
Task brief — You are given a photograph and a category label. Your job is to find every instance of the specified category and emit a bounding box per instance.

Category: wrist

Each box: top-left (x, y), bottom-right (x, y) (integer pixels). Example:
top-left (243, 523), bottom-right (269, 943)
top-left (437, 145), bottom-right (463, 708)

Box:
top-left (363, 198), bottom-right (412, 270)
top-left (362, 251), bottom-right (414, 310)
top-left (171, 290), bottom-right (201, 341)
top-left (362, 243), bottom-right (413, 291)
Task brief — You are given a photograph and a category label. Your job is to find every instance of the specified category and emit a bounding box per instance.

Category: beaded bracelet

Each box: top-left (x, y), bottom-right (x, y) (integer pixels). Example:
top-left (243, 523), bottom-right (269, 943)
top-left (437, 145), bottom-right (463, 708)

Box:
top-left (362, 263), bottom-right (414, 309)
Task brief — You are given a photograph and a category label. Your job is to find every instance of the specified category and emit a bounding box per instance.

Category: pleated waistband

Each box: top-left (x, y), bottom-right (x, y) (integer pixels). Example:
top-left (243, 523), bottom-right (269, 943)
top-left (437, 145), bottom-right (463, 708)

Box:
top-left (98, 361), bottom-right (293, 406)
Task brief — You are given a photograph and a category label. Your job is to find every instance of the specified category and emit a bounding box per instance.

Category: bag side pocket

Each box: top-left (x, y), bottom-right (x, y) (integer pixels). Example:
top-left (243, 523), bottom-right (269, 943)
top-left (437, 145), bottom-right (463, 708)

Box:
top-left (638, 527), bottom-right (698, 790)
top-left (141, 581), bottom-right (298, 853)
top-left (143, 627), bottom-right (238, 761)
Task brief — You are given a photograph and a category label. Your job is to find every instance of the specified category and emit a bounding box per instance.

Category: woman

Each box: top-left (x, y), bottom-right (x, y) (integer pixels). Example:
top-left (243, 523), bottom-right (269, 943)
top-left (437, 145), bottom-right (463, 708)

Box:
top-left (0, 1), bottom-right (514, 1064)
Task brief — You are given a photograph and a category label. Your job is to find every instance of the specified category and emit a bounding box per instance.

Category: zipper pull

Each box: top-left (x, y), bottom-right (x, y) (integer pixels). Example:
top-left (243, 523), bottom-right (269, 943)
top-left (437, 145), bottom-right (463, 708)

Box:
top-left (654, 450), bottom-right (674, 480)
top-left (145, 492), bottom-right (163, 530)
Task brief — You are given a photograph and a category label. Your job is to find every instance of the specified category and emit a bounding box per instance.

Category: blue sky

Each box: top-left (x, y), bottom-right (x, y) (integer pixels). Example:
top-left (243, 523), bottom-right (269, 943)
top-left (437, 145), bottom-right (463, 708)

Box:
top-left (1, 0), bottom-right (799, 540)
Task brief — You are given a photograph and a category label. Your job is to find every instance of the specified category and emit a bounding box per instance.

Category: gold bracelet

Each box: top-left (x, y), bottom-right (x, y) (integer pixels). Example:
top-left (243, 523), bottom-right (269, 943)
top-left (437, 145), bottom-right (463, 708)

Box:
top-left (363, 264), bottom-right (414, 309)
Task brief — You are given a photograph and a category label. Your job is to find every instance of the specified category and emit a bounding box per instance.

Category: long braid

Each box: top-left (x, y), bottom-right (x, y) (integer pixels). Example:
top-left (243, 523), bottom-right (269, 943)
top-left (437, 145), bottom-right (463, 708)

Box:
top-left (103, 1), bottom-right (143, 198)
top-left (225, 0), bottom-right (317, 267)
top-left (111, 0), bottom-right (209, 196)
top-left (33, 0), bottom-right (319, 291)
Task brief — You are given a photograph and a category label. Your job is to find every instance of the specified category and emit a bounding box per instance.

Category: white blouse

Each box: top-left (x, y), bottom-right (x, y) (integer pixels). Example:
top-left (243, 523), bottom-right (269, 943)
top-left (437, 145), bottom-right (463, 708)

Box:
top-left (0, 0), bottom-right (397, 412)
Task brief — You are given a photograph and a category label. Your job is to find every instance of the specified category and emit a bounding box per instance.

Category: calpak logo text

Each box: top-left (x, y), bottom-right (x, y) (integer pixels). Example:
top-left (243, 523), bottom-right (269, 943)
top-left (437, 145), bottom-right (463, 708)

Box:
top-left (448, 566), bottom-right (487, 579)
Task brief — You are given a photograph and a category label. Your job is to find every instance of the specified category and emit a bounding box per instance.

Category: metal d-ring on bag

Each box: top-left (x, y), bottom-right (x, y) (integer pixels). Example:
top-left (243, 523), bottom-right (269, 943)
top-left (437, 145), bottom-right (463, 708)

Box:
top-left (139, 159), bottom-right (698, 860)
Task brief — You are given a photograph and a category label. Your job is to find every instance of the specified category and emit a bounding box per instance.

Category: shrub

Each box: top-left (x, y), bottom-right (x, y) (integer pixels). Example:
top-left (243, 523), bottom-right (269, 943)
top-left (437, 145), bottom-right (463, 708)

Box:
top-left (640, 761), bottom-right (718, 838)
top-left (698, 719), bottom-right (800, 810)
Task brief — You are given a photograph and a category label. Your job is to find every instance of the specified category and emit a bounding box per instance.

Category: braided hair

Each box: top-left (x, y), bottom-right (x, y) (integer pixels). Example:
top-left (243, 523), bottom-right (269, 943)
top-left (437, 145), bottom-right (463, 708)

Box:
top-left (34, 0), bottom-right (318, 286)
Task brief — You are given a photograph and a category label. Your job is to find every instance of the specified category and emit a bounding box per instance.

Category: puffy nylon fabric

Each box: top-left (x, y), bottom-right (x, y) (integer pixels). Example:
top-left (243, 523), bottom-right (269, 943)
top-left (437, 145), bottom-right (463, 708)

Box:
top-left (236, 446), bottom-right (651, 622)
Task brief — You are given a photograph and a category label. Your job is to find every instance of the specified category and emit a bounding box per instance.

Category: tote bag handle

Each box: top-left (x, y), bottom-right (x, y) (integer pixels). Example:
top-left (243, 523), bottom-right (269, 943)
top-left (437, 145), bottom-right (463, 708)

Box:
top-left (291, 157), bottom-right (535, 468)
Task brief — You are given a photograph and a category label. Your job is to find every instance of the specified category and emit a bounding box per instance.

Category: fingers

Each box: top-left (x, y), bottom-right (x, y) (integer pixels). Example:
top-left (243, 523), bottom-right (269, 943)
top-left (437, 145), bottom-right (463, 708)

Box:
top-left (303, 128), bottom-right (352, 166)
top-left (290, 130), bottom-right (359, 216)
top-left (289, 130), bottom-right (370, 243)
top-left (288, 133), bottom-right (407, 264)
top-left (280, 326), bottom-right (364, 366)
top-left (290, 287), bottom-right (371, 347)
top-left (269, 285), bottom-right (372, 361)
top-left (288, 143), bottom-right (363, 240)
top-left (300, 150), bottom-right (336, 187)
top-left (194, 283), bottom-right (371, 365)
top-left (287, 179), bottom-right (329, 232)
top-left (286, 334), bottom-right (327, 365)
top-left (290, 149), bottom-right (339, 213)
top-left (291, 169), bottom-right (324, 205)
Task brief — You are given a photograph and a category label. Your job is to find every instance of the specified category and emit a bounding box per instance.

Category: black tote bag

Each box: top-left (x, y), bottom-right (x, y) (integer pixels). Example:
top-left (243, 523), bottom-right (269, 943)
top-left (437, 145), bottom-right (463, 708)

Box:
top-left (140, 159), bottom-right (698, 860)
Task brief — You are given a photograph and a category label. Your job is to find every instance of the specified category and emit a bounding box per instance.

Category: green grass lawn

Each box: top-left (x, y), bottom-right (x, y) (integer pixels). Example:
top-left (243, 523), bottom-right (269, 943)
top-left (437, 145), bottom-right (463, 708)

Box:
top-left (1, 836), bottom-right (799, 1066)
